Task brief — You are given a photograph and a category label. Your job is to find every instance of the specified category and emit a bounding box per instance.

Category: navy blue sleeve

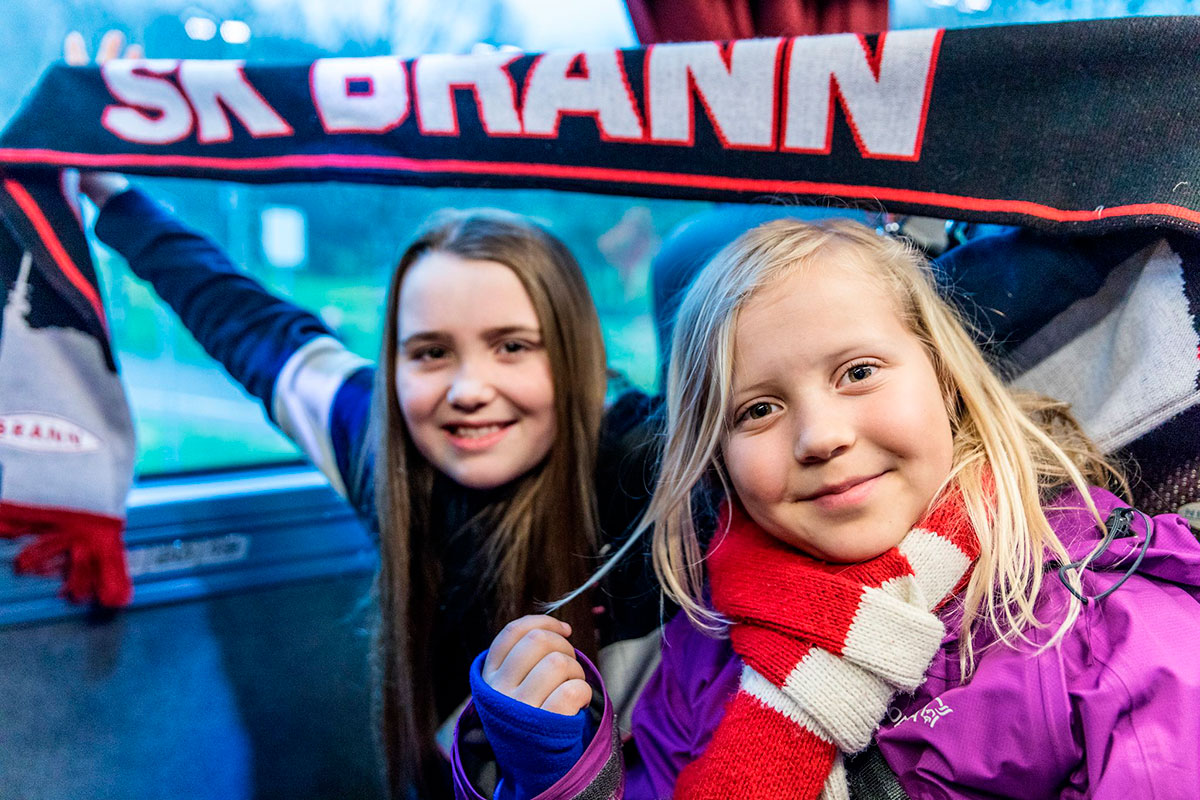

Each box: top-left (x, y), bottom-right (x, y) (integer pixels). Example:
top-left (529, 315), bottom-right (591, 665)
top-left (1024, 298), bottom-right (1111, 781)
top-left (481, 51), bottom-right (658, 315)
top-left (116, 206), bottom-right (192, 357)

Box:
top-left (467, 651), bottom-right (592, 800)
top-left (93, 187), bottom-right (335, 418)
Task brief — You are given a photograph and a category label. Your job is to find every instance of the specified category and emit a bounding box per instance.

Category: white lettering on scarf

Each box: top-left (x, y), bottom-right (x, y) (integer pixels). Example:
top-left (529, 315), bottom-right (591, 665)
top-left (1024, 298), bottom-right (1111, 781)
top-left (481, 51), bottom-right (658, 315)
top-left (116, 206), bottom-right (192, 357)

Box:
top-left (782, 28), bottom-right (942, 160)
top-left (0, 413), bottom-right (100, 454)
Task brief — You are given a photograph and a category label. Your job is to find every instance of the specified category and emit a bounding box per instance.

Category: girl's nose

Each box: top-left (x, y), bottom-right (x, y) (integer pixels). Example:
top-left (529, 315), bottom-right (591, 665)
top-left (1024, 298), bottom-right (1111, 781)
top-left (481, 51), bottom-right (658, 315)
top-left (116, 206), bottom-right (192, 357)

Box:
top-left (793, 400), bottom-right (855, 463)
top-left (446, 364), bottom-right (497, 411)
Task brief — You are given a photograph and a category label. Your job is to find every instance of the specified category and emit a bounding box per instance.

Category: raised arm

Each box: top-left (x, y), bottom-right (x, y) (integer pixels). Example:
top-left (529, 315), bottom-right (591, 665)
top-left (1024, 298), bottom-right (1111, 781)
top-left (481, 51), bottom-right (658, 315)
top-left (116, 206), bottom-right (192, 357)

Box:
top-left (92, 186), bottom-right (334, 410)
top-left (88, 182), bottom-right (375, 512)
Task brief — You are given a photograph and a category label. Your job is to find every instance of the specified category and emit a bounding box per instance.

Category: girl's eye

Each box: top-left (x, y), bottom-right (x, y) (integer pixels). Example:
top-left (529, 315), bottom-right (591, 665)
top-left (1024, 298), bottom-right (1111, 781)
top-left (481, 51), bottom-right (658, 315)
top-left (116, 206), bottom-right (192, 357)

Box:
top-left (497, 339), bottom-right (543, 357)
top-left (412, 345), bottom-right (448, 362)
top-left (738, 401), bottom-right (778, 423)
top-left (841, 362), bottom-right (879, 385)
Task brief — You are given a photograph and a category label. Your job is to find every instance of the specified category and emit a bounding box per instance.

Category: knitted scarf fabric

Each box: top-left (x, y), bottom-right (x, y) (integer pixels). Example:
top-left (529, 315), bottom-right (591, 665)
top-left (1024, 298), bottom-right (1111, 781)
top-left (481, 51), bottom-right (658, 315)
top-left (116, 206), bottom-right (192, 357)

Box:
top-left (676, 494), bottom-right (979, 800)
top-left (0, 172), bottom-right (135, 607)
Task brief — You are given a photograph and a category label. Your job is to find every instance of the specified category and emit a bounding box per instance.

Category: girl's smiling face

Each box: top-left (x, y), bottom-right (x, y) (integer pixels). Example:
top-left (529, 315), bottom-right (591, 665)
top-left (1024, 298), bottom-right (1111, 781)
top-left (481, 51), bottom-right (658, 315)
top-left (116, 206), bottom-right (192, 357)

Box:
top-left (723, 254), bottom-right (955, 562)
top-left (395, 251), bottom-right (556, 490)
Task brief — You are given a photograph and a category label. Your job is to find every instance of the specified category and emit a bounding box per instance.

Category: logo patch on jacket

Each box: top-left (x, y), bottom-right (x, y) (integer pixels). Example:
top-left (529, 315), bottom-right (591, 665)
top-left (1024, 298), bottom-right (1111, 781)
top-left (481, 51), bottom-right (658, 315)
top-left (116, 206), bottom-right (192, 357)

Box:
top-left (0, 412), bottom-right (101, 453)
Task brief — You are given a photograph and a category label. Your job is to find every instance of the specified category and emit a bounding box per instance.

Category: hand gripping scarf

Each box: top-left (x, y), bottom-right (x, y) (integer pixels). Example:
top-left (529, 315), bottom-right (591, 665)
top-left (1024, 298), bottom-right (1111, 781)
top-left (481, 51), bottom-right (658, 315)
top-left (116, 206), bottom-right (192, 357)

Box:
top-left (676, 492), bottom-right (978, 800)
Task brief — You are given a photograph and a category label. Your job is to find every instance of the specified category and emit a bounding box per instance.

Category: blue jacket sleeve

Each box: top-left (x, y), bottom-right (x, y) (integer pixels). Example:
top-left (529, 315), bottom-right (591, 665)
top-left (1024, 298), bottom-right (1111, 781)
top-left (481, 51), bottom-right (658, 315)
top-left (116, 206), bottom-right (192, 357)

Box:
top-left (468, 651), bottom-right (592, 800)
top-left (92, 187), bottom-right (334, 419)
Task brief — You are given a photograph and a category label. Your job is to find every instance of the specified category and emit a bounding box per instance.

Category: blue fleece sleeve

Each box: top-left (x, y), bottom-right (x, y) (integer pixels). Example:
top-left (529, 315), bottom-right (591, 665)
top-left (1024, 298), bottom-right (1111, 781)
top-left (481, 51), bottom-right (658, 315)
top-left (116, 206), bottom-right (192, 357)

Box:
top-left (93, 187), bottom-right (334, 417)
top-left (468, 651), bottom-right (592, 800)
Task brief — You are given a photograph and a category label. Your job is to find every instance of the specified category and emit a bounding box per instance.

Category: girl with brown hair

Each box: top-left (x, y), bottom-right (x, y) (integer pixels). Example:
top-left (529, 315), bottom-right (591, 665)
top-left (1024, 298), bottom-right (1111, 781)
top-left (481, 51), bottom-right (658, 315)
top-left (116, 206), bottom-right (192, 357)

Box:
top-left (80, 171), bottom-right (663, 800)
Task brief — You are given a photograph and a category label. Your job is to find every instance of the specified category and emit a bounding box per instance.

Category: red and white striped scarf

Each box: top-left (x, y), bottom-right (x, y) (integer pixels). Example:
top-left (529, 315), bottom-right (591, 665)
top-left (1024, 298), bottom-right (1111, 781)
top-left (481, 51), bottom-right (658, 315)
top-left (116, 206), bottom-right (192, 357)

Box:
top-left (676, 492), bottom-right (979, 800)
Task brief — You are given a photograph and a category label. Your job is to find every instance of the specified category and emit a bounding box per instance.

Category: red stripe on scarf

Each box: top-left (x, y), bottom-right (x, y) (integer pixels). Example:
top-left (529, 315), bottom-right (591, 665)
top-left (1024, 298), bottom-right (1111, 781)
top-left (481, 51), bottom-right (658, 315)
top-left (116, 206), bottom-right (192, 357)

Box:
top-left (676, 694), bottom-right (837, 800)
top-left (680, 491), bottom-right (977, 798)
top-left (1, 177), bottom-right (108, 333)
top-left (711, 504), bottom-right (918, 656)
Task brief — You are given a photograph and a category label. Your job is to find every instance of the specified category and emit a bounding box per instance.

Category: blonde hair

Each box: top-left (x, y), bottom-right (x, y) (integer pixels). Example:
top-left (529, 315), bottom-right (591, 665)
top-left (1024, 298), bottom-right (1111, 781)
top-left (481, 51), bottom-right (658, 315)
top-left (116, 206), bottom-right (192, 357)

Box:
top-left (577, 218), bottom-right (1125, 677)
top-left (372, 210), bottom-right (607, 797)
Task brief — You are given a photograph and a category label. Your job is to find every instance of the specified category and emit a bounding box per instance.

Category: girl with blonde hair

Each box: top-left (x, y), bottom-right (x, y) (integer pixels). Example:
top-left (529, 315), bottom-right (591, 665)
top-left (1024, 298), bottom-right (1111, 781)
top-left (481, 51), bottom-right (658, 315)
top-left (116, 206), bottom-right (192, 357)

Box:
top-left (458, 217), bottom-right (1200, 799)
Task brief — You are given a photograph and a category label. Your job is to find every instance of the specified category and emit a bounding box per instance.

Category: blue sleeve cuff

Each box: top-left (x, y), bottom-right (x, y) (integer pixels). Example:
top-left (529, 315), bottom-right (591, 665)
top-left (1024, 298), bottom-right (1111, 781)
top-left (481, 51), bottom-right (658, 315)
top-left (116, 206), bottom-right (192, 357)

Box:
top-left (468, 650), bottom-right (592, 800)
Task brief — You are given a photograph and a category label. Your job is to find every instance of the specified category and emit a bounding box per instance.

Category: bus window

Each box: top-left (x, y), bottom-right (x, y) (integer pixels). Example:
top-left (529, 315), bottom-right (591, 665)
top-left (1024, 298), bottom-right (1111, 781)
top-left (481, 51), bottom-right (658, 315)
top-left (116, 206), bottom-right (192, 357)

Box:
top-left (93, 181), bottom-right (710, 475)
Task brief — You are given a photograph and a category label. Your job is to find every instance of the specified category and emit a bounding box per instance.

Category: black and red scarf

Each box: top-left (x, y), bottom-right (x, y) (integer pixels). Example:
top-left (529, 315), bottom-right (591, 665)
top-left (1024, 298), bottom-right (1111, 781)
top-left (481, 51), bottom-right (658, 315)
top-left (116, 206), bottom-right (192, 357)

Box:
top-left (0, 170), bottom-right (133, 607)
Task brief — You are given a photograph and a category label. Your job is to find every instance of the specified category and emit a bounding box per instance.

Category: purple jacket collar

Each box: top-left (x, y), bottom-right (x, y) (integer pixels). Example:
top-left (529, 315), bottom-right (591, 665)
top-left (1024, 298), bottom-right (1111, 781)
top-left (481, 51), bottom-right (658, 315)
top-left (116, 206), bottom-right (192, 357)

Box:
top-left (622, 488), bottom-right (1200, 799)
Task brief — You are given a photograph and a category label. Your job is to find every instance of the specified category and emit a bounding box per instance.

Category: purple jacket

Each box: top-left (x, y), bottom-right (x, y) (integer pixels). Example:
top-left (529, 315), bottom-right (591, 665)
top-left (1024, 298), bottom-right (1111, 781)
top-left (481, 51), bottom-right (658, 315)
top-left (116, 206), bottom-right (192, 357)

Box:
top-left (454, 489), bottom-right (1200, 799)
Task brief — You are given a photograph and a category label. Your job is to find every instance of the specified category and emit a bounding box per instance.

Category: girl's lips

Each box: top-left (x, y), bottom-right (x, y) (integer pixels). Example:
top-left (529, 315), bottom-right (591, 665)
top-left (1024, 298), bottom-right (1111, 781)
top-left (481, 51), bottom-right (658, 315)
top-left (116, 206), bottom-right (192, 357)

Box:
top-left (807, 472), bottom-right (884, 512)
top-left (443, 421), bottom-right (515, 452)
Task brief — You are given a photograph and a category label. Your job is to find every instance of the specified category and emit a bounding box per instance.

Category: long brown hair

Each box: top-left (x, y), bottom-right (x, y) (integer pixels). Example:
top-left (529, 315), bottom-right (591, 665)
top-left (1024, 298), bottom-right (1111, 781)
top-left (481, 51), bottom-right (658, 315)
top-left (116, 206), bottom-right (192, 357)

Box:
top-left (371, 210), bottom-right (607, 797)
